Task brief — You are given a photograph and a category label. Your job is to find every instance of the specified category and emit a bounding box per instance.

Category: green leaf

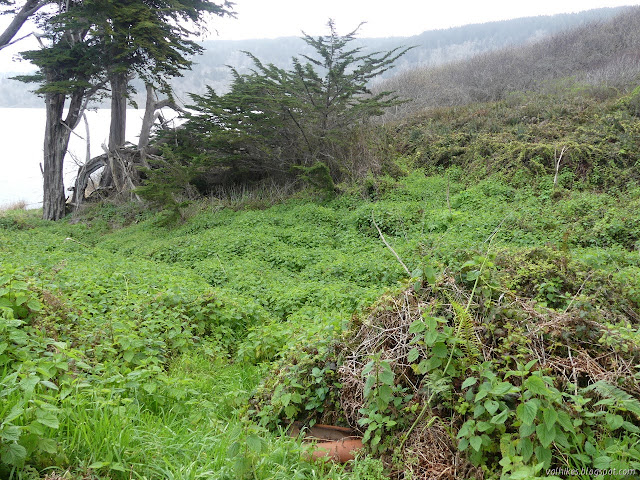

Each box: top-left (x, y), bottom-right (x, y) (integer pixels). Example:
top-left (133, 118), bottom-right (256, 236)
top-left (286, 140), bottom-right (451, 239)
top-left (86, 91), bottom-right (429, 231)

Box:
top-left (408, 320), bottom-right (425, 334)
top-left (35, 409), bottom-right (59, 429)
top-left (37, 438), bottom-right (57, 454)
top-left (519, 437), bottom-right (533, 462)
top-left (484, 399), bottom-right (499, 415)
top-left (378, 365), bottom-right (394, 386)
top-left (536, 423), bottom-right (555, 448)
top-left (364, 375), bottom-right (376, 397)
top-left (534, 445), bottom-right (552, 469)
top-left (491, 408), bottom-right (509, 425)
top-left (432, 342), bottom-right (448, 358)
top-left (280, 393), bottom-right (292, 407)
top-left (110, 463), bottom-right (126, 472)
top-left (605, 413), bottom-right (624, 430)
top-left (524, 375), bottom-right (550, 396)
top-left (246, 434), bottom-right (262, 454)
top-left (490, 381), bottom-right (514, 396)
top-left (1, 443), bottom-right (27, 466)
top-left (0, 426), bottom-right (21, 442)
top-left (378, 384), bottom-right (393, 404)
top-left (476, 421), bottom-right (493, 432)
top-left (4, 404), bottom-right (24, 423)
top-left (88, 462), bottom-right (109, 469)
top-left (227, 441), bottom-right (241, 458)
top-left (462, 377), bottom-right (477, 389)
top-left (517, 400), bottom-right (538, 426)
top-left (593, 455), bottom-right (611, 469)
top-left (407, 347), bottom-right (420, 363)
top-left (556, 410), bottom-right (574, 433)
top-left (469, 436), bottom-right (482, 452)
top-left (542, 407), bottom-right (558, 428)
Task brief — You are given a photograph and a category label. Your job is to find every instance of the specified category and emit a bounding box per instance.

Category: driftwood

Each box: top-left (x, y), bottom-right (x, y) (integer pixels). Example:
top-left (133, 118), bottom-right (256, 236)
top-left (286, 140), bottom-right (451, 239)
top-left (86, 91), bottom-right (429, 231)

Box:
top-left (70, 146), bottom-right (143, 206)
top-left (70, 83), bottom-right (185, 208)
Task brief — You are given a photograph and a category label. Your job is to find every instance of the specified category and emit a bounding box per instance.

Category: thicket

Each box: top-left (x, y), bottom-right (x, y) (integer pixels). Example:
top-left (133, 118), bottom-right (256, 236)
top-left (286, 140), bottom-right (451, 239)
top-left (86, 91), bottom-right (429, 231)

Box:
top-left (138, 21), bottom-right (409, 205)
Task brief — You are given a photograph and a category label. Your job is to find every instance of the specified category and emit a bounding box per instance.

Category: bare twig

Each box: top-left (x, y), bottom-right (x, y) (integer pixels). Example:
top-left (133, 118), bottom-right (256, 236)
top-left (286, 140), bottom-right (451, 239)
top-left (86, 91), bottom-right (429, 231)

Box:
top-left (372, 211), bottom-right (412, 276)
top-left (553, 145), bottom-right (567, 187)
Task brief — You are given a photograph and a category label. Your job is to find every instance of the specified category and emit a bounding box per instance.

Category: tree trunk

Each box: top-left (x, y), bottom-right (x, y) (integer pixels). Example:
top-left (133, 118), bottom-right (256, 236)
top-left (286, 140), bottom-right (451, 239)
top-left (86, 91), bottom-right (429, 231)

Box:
top-left (42, 92), bottom-right (70, 220)
top-left (109, 72), bottom-right (127, 150)
top-left (138, 83), bottom-right (157, 152)
top-left (100, 71), bottom-right (128, 189)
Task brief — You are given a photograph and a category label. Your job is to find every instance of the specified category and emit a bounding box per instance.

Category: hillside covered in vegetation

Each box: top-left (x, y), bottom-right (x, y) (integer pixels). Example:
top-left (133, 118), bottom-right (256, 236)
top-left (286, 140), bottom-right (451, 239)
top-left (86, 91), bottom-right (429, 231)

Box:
top-left (2, 7), bottom-right (640, 480)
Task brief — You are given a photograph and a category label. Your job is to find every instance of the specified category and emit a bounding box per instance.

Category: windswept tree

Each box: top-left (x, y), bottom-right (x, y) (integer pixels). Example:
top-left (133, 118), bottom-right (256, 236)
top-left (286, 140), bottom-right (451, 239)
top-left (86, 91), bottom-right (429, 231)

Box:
top-left (2, 0), bottom-right (234, 220)
top-left (150, 20), bottom-right (411, 198)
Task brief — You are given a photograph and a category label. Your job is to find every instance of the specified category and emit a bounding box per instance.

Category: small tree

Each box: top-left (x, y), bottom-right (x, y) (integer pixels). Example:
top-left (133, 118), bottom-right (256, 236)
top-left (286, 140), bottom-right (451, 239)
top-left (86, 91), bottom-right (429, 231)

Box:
top-left (154, 20), bottom-right (410, 195)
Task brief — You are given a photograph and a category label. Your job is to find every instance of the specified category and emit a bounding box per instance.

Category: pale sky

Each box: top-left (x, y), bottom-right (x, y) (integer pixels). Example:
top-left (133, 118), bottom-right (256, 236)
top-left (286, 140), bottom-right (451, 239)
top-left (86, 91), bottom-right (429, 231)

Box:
top-left (1, 0), bottom-right (639, 72)
top-left (209, 0), bottom-right (640, 40)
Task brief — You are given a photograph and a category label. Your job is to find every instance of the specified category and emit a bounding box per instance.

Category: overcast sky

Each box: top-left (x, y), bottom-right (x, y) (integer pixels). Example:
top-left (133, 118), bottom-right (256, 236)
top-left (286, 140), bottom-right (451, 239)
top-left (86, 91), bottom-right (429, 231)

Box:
top-left (211, 0), bottom-right (640, 40)
top-left (1, 0), bottom-right (639, 72)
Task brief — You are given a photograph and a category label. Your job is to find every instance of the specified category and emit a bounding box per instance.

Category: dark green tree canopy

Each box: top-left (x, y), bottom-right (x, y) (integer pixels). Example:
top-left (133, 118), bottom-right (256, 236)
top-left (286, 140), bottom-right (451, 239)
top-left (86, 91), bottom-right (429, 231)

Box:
top-left (162, 20), bottom-right (411, 190)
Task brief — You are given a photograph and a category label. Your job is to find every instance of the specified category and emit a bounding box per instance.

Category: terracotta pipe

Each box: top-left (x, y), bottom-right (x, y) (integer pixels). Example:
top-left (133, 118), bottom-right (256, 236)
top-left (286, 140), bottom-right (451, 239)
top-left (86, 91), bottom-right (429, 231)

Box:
top-left (288, 422), bottom-right (364, 463)
top-left (310, 437), bottom-right (364, 462)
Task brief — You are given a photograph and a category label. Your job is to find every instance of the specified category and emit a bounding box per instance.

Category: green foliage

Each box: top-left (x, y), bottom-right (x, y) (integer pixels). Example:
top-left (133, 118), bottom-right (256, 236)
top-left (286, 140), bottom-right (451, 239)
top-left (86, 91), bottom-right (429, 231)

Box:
top-left (4, 82), bottom-right (640, 479)
top-left (148, 20), bottom-right (410, 201)
top-left (358, 356), bottom-right (411, 452)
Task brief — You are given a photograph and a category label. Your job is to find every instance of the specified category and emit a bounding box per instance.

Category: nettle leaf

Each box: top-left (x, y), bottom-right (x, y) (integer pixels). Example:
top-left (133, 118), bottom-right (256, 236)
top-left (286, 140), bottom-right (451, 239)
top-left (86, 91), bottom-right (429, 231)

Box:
top-left (542, 407), bottom-right (558, 427)
top-left (519, 436), bottom-right (534, 462)
top-left (0, 425), bottom-right (21, 442)
top-left (409, 318), bottom-right (426, 334)
top-left (227, 441), bottom-right (241, 458)
top-left (1, 443), bottom-right (27, 466)
top-left (490, 381), bottom-right (514, 396)
top-left (517, 400), bottom-right (539, 426)
top-left (407, 347), bottom-right (420, 363)
top-left (524, 375), bottom-right (550, 396)
top-left (593, 455), bottom-right (611, 469)
top-left (462, 377), bottom-right (477, 389)
top-left (4, 404), bottom-right (24, 423)
top-left (484, 399), bottom-right (499, 415)
top-left (469, 435), bottom-right (482, 452)
top-left (605, 413), bottom-right (624, 430)
top-left (246, 434), bottom-right (262, 454)
top-left (280, 393), bottom-right (292, 407)
top-left (37, 437), bottom-right (58, 454)
top-left (364, 375), bottom-right (376, 397)
top-left (378, 384), bottom-right (393, 404)
top-left (491, 408), bottom-right (509, 425)
top-left (36, 409), bottom-right (59, 429)
top-left (534, 445), bottom-right (552, 469)
top-left (556, 410), bottom-right (575, 433)
top-left (362, 360), bottom-right (375, 376)
top-left (378, 365), bottom-right (394, 386)
top-left (536, 423), bottom-right (555, 448)
top-left (432, 342), bottom-right (448, 358)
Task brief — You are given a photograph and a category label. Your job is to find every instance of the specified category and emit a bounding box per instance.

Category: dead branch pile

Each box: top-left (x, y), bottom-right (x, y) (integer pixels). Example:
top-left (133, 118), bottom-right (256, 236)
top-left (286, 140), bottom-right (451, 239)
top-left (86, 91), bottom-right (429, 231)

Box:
top-left (330, 266), bottom-right (640, 479)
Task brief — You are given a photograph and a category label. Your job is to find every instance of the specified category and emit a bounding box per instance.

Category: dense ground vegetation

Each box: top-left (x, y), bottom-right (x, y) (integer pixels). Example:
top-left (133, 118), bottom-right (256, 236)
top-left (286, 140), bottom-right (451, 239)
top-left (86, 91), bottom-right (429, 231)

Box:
top-left (3, 10), bottom-right (640, 480)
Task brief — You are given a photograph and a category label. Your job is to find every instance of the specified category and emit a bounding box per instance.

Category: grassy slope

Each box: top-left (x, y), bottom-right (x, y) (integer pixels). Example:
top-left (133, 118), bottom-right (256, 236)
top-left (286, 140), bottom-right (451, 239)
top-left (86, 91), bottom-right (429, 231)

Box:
top-left (2, 86), bottom-right (640, 478)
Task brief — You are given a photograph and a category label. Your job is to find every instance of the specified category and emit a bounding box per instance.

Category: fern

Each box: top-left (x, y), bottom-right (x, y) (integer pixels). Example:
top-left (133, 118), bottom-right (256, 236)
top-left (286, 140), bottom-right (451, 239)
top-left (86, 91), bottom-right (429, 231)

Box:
top-left (586, 380), bottom-right (640, 419)
top-left (448, 296), bottom-right (481, 360)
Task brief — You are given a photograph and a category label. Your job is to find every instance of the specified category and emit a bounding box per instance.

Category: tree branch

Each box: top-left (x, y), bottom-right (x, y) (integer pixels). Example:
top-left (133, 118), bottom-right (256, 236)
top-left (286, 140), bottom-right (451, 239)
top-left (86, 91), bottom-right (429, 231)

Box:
top-left (0, 0), bottom-right (50, 50)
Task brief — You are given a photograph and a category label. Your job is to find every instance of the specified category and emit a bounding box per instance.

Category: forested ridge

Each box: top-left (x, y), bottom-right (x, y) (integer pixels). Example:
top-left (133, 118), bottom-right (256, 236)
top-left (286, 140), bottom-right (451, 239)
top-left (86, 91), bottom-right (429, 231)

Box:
top-left (2, 5), bottom-right (640, 480)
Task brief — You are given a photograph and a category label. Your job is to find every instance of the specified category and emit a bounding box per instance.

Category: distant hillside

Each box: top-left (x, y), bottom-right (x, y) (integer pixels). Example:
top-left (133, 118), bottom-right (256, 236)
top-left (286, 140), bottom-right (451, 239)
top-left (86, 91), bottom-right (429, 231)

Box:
top-left (377, 6), bottom-right (640, 119)
top-left (0, 6), bottom-right (628, 107)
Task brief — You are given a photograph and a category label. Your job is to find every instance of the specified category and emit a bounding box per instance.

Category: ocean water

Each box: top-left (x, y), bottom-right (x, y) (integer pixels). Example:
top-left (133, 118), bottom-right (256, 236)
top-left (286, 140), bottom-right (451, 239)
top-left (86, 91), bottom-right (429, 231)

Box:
top-left (0, 108), bottom-right (149, 208)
